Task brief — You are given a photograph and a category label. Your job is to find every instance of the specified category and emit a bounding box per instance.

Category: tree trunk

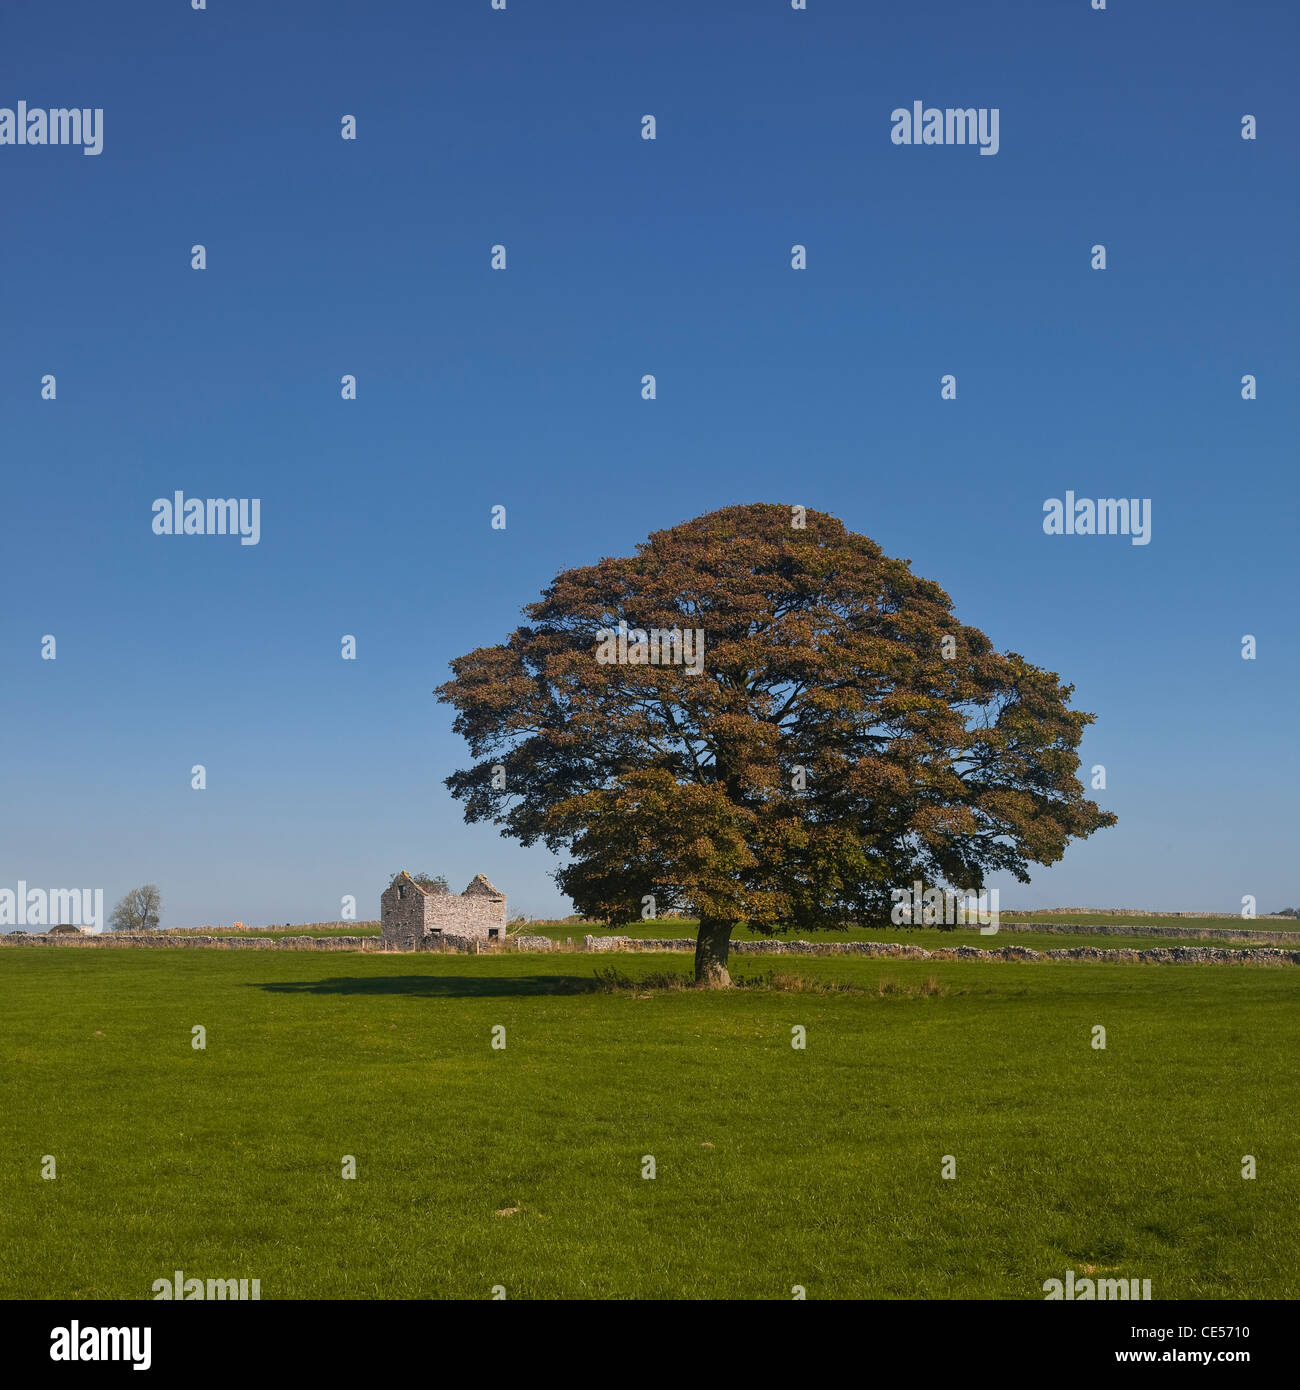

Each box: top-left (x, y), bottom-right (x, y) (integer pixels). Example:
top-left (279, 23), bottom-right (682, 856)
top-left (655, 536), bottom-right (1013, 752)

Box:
top-left (694, 918), bottom-right (735, 988)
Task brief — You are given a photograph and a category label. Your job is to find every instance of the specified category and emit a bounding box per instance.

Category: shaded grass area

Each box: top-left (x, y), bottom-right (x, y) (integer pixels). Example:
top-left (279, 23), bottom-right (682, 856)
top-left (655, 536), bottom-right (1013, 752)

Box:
top-left (590, 965), bottom-right (950, 997)
top-left (2, 949), bottom-right (1296, 1299)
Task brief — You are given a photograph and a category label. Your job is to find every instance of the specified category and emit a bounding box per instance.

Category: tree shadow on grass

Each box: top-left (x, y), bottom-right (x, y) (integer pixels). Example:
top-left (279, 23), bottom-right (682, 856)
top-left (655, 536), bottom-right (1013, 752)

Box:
top-left (253, 975), bottom-right (603, 999)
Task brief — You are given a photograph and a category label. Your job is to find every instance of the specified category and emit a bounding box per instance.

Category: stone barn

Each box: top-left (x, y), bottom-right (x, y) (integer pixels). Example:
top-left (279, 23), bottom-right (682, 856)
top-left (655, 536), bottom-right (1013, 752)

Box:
top-left (380, 872), bottom-right (507, 950)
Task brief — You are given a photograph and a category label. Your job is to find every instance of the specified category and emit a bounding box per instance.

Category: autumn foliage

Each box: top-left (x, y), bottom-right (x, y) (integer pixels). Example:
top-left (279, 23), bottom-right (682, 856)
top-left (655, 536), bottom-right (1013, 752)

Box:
top-left (437, 504), bottom-right (1115, 983)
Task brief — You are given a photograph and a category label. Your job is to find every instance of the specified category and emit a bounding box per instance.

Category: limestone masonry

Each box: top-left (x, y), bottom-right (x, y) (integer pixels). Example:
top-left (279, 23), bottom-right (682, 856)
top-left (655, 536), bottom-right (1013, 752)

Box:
top-left (2, 932), bottom-right (1296, 966)
top-left (380, 872), bottom-right (507, 950)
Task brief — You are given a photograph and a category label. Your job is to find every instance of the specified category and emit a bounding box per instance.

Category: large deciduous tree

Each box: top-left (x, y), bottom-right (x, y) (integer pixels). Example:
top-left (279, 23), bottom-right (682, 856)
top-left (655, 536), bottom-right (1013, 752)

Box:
top-left (437, 504), bottom-right (1115, 985)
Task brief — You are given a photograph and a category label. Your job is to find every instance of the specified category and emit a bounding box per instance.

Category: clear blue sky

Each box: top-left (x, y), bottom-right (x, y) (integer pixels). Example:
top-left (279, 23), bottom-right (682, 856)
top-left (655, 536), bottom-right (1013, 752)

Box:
top-left (2, 0), bottom-right (1296, 927)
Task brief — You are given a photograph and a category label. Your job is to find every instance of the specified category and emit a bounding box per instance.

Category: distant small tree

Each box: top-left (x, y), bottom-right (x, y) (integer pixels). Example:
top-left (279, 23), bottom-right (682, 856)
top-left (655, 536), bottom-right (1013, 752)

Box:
top-left (390, 872), bottom-right (449, 894)
top-left (109, 884), bottom-right (162, 932)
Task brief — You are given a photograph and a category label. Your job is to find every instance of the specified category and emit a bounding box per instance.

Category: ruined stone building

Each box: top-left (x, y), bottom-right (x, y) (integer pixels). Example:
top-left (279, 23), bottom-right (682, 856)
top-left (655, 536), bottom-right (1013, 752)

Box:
top-left (380, 872), bottom-right (506, 949)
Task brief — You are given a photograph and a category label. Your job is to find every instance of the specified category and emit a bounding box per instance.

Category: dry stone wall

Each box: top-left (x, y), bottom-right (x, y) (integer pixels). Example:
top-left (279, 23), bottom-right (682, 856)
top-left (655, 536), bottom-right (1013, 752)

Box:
top-left (6, 932), bottom-right (1296, 966)
top-left (584, 936), bottom-right (1300, 966)
top-left (0, 933), bottom-right (380, 950)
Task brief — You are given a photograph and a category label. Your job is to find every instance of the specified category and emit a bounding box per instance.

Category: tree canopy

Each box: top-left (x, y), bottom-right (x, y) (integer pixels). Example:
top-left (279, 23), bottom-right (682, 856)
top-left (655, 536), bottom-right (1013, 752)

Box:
top-left (437, 503), bottom-right (1116, 984)
top-left (109, 884), bottom-right (162, 933)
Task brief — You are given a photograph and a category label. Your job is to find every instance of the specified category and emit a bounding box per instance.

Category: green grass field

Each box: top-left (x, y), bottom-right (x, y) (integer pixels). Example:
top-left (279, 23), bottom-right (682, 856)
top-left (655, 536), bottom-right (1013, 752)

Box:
top-left (2, 948), bottom-right (1296, 1300)
top-left (995, 911), bottom-right (1295, 930)
top-left (163, 923), bottom-right (384, 938)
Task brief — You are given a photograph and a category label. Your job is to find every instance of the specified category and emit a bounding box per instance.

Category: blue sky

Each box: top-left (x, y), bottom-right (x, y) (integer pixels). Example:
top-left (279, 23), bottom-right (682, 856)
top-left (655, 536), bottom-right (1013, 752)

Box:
top-left (2, 0), bottom-right (1296, 927)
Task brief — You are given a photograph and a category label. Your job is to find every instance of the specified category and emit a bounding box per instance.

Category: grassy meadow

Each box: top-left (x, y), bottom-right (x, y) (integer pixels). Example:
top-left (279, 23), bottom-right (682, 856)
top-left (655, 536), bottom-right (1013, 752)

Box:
top-left (1, 946), bottom-right (1297, 1300)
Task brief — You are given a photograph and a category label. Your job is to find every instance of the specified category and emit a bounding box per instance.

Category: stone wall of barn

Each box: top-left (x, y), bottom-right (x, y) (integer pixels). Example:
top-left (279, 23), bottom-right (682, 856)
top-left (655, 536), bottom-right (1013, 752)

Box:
top-left (380, 876), bottom-right (507, 947)
top-left (425, 892), bottom-right (506, 939)
top-left (380, 880), bottom-right (428, 949)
